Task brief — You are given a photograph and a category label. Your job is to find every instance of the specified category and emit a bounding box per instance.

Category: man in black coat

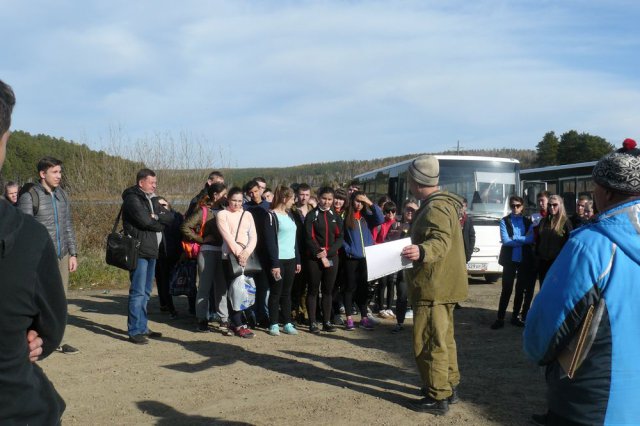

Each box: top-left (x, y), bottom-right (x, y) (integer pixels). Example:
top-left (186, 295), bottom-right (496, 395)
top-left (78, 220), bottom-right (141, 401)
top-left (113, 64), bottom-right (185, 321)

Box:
top-left (122, 168), bottom-right (166, 344)
top-left (0, 79), bottom-right (67, 424)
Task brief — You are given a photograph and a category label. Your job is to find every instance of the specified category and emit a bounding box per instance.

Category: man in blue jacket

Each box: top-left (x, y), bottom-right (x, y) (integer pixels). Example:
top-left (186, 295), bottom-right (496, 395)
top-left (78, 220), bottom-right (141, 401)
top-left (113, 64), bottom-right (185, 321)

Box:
top-left (524, 138), bottom-right (640, 425)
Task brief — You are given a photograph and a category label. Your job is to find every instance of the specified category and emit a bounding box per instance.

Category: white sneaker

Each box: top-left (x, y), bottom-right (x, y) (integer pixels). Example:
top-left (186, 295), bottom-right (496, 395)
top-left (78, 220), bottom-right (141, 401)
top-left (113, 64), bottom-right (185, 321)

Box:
top-left (405, 309), bottom-right (413, 319)
top-left (378, 310), bottom-right (390, 319)
top-left (367, 313), bottom-right (381, 325)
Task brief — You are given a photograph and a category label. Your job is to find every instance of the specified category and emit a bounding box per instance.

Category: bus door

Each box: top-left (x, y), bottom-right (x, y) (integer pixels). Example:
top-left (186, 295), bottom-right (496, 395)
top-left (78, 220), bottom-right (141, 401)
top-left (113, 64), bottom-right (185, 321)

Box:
top-left (522, 181), bottom-right (547, 216)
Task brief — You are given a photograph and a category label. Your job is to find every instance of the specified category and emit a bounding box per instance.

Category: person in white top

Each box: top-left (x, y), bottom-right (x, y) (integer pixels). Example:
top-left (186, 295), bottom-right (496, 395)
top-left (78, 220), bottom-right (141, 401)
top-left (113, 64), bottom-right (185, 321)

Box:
top-left (217, 187), bottom-right (257, 338)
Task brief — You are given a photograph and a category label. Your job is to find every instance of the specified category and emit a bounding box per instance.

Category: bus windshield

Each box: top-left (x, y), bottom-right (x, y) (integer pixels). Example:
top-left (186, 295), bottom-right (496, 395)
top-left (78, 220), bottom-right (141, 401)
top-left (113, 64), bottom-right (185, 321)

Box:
top-left (438, 160), bottom-right (517, 221)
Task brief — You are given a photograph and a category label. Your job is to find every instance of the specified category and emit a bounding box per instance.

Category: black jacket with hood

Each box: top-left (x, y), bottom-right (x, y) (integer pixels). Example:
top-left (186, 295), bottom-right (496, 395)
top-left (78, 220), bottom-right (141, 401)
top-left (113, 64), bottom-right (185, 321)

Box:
top-left (0, 199), bottom-right (67, 424)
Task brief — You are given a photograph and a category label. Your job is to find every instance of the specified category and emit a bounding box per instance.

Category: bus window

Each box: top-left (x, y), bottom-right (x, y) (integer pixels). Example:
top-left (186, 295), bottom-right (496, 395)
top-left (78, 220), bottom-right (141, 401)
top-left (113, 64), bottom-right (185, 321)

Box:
top-left (560, 179), bottom-right (577, 214)
top-left (522, 181), bottom-right (547, 216)
top-left (577, 177), bottom-right (595, 200)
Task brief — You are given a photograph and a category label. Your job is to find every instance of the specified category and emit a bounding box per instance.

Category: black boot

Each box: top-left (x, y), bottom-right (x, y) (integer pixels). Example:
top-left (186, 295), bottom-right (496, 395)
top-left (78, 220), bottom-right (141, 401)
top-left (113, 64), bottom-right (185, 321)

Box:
top-left (410, 396), bottom-right (449, 415)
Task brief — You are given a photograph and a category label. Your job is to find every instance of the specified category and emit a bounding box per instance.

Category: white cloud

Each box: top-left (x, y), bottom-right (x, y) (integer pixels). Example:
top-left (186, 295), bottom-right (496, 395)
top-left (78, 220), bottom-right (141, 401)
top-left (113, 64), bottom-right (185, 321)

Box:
top-left (2, 0), bottom-right (639, 166)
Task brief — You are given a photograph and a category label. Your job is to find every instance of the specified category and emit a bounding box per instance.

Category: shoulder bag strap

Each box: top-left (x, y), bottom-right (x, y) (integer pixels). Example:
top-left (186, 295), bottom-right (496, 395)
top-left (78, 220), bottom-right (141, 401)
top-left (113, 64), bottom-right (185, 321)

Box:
top-left (234, 210), bottom-right (246, 244)
top-left (111, 205), bottom-right (124, 234)
top-left (199, 206), bottom-right (208, 237)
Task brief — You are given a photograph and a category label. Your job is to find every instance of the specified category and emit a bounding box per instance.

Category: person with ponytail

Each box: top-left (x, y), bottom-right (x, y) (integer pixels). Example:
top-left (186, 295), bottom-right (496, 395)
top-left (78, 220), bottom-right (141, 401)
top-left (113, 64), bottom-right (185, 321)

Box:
top-left (342, 191), bottom-right (384, 330)
top-left (304, 187), bottom-right (344, 334)
top-left (181, 182), bottom-right (229, 333)
top-left (264, 186), bottom-right (301, 336)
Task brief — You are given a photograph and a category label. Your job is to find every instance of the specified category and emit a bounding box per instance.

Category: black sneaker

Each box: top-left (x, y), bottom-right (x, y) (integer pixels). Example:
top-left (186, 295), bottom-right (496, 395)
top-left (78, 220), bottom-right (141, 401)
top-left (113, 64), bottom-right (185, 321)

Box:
top-left (145, 330), bottom-right (163, 339)
top-left (410, 396), bottom-right (449, 415)
top-left (129, 334), bottom-right (149, 345)
top-left (391, 324), bottom-right (404, 334)
top-left (323, 322), bottom-right (337, 332)
top-left (490, 319), bottom-right (505, 330)
top-left (333, 315), bottom-right (345, 326)
top-left (196, 321), bottom-right (210, 332)
top-left (56, 344), bottom-right (80, 354)
top-left (309, 323), bottom-right (320, 334)
top-left (510, 317), bottom-right (525, 327)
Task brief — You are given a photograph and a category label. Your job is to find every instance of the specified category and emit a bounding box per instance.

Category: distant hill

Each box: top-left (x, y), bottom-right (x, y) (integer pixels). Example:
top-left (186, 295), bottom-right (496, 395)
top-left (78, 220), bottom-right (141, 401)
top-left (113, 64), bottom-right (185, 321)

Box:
top-left (0, 131), bottom-right (143, 197)
top-left (194, 148), bottom-right (536, 191)
top-left (1, 131), bottom-right (536, 198)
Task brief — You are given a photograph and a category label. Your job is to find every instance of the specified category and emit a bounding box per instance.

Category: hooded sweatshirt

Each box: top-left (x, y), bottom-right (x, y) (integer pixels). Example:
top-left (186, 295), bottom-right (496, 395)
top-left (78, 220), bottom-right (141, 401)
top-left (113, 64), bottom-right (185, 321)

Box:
top-left (524, 199), bottom-right (640, 425)
top-left (0, 199), bottom-right (67, 424)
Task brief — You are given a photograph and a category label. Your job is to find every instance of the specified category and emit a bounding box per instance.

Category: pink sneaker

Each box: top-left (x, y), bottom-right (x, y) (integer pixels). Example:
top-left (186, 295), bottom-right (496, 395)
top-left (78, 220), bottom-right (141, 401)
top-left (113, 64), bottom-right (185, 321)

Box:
top-left (359, 317), bottom-right (374, 330)
top-left (235, 325), bottom-right (255, 339)
top-left (345, 317), bottom-right (355, 331)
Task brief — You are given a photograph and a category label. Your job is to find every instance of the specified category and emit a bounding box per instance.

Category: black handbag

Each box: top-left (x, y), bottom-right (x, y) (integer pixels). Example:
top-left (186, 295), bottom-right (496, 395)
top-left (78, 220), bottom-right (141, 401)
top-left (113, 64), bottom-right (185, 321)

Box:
top-left (228, 211), bottom-right (262, 277)
top-left (105, 205), bottom-right (140, 271)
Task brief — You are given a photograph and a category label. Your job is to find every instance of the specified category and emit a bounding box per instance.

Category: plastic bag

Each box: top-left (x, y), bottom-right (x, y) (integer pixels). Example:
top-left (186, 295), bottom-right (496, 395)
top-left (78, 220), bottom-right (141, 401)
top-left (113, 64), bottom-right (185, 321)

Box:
top-left (169, 260), bottom-right (197, 297)
top-left (228, 274), bottom-right (256, 311)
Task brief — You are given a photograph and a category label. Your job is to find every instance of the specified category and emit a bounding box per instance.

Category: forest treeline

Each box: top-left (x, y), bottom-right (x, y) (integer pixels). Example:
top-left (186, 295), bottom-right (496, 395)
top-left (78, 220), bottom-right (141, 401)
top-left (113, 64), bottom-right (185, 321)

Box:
top-left (0, 130), bottom-right (615, 199)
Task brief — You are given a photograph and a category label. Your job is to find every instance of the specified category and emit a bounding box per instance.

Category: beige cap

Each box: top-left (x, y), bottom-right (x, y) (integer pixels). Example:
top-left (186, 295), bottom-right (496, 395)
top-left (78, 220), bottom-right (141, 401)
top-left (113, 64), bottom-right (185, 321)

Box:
top-left (408, 155), bottom-right (439, 186)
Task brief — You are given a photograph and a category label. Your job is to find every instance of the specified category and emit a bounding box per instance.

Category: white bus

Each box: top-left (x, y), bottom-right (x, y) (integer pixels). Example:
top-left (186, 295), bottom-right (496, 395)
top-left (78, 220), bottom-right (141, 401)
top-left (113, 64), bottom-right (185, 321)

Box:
top-left (353, 155), bottom-right (521, 282)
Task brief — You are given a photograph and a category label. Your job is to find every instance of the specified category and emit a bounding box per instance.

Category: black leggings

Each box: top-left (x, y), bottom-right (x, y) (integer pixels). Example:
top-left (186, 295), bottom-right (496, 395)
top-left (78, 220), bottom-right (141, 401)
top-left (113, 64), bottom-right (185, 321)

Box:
top-left (268, 258), bottom-right (296, 325)
top-left (537, 258), bottom-right (555, 288)
top-left (394, 272), bottom-right (408, 324)
top-left (496, 261), bottom-right (536, 320)
top-left (154, 256), bottom-right (176, 312)
top-left (331, 255), bottom-right (346, 316)
top-left (343, 257), bottom-right (369, 317)
top-left (306, 257), bottom-right (339, 325)
top-left (376, 272), bottom-right (397, 310)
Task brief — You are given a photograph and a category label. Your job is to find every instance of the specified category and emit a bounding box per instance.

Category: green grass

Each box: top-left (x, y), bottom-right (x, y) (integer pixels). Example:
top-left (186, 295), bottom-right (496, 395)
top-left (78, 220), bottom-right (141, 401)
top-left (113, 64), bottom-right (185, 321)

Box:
top-left (69, 248), bottom-right (130, 290)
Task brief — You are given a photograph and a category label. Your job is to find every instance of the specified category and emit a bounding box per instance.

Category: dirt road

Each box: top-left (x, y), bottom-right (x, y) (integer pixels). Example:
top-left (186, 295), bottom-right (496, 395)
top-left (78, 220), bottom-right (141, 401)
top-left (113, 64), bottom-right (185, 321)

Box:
top-left (42, 279), bottom-right (545, 425)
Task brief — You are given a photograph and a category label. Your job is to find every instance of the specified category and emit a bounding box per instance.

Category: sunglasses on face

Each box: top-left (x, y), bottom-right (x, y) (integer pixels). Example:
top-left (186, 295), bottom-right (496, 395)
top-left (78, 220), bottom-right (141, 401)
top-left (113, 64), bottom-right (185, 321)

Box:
top-left (510, 204), bottom-right (522, 208)
top-left (549, 203), bottom-right (559, 207)
top-left (384, 209), bottom-right (396, 214)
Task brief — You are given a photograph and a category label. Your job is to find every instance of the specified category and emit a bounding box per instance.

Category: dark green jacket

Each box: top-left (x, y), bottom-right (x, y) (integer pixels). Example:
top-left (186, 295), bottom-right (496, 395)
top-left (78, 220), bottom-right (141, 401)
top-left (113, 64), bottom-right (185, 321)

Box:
top-left (406, 191), bottom-right (468, 304)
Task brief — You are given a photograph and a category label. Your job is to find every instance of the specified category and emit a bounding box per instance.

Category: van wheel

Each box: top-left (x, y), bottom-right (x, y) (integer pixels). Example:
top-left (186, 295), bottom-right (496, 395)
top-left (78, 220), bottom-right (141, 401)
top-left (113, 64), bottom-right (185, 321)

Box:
top-left (485, 274), bottom-right (500, 283)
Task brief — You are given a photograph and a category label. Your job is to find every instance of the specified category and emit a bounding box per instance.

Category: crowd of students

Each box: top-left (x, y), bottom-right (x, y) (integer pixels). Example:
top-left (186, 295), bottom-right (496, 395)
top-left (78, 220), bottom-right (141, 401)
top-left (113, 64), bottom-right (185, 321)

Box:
top-left (150, 172), bottom-right (427, 339)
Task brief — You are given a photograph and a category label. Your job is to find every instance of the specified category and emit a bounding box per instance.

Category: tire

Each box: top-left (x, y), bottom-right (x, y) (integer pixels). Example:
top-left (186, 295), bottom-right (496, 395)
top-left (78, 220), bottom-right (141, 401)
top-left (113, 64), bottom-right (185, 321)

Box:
top-left (485, 274), bottom-right (500, 283)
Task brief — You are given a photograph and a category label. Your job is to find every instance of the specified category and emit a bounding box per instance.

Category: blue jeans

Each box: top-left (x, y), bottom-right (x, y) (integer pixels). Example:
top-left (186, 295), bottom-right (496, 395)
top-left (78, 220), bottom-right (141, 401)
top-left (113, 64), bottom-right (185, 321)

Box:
top-left (128, 257), bottom-right (156, 336)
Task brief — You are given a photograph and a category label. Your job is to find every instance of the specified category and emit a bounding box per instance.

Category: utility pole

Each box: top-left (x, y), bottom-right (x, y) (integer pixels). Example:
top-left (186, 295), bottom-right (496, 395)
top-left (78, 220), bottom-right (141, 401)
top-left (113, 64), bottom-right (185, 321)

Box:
top-left (449, 140), bottom-right (463, 155)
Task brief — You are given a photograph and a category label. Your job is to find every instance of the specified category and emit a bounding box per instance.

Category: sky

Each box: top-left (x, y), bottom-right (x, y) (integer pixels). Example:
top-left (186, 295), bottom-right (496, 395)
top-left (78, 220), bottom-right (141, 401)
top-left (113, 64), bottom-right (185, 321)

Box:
top-left (1, 1), bottom-right (639, 168)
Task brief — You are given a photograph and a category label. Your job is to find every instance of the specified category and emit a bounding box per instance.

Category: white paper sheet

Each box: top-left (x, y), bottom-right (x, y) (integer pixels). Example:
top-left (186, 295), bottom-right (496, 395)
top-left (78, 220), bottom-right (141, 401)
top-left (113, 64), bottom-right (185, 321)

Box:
top-left (364, 237), bottom-right (414, 281)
